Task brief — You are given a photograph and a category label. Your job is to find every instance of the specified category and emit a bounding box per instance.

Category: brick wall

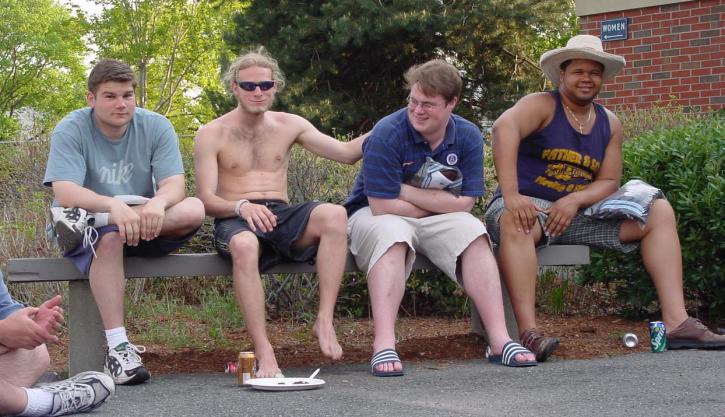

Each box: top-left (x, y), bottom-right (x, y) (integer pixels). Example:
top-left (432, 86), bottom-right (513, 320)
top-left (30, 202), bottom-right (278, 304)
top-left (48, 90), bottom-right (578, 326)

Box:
top-left (579, 0), bottom-right (724, 112)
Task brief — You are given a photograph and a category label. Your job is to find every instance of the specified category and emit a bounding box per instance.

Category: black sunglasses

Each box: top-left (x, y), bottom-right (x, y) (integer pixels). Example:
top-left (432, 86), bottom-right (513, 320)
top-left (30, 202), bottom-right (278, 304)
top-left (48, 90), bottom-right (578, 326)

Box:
top-left (236, 81), bottom-right (276, 91)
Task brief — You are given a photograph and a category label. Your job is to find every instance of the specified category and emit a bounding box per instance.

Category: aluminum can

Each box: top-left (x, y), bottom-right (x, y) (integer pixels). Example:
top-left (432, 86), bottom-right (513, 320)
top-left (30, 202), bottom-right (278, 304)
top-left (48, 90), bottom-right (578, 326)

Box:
top-left (649, 321), bottom-right (667, 352)
top-left (238, 351), bottom-right (256, 386)
top-left (622, 332), bottom-right (639, 348)
top-left (224, 362), bottom-right (238, 374)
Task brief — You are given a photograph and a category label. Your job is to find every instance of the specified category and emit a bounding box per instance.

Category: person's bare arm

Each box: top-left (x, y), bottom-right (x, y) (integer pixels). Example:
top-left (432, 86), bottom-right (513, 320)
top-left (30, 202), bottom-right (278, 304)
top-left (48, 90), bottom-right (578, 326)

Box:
top-left (52, 181), bottom-right (141, 244)
top-left (543, 111), bottom-right (622, 236)
top-left (492, 93), bottom-right (555, 233)
top-left (138, 174), bottom-right (186, 240)
top-left (296, 116), bottom-right (367, 164)
top-left (193, 126), bottom-right (276, 232)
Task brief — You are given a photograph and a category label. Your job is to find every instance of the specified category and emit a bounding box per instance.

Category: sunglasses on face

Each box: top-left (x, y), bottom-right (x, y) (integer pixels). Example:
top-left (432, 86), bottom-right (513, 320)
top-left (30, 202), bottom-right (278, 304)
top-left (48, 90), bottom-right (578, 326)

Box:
top-left (236, 80), bottom-right (276, 91)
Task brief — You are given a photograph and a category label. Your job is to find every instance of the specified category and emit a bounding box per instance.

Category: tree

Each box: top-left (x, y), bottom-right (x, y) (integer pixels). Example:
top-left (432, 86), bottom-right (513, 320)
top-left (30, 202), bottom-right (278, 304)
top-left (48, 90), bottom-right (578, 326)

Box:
top-left (443, 0), bottom-right (578, 123)
top-left (219, 0), bottom-right (577, 134)
top-left (222, 0), bottom-right (447, 134)
top-left (89, 0), bottom-right (246, 134)
top-left (0, 0), bottom-right (87, 140)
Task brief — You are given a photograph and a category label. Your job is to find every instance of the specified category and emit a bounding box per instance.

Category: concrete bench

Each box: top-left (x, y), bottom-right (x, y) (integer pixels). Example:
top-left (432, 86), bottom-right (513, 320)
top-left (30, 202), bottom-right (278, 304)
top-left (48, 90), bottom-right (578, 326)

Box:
top-left (7, 246), bottom-right (588, 375)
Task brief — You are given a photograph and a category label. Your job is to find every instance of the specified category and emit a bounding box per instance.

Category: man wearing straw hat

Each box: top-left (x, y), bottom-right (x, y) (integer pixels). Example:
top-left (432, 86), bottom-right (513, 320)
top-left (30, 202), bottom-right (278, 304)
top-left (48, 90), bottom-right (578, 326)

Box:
top-left (485, 35), bottom-right (725, 362)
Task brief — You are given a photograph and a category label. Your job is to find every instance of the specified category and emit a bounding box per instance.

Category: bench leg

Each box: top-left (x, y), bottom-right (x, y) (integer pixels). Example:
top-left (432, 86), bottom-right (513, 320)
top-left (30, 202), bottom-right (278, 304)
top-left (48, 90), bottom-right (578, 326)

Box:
top-left (470, 283), bottom-right (519, 342)
top-left (69, 280), bottom-right (105, 375)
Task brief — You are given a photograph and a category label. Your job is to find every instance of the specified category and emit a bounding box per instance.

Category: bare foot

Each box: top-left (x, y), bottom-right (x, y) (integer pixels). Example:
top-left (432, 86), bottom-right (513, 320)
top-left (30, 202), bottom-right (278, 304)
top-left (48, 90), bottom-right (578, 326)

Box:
top-left (254, 345), bottom-right (282, 378)
top-left (312, 317), bottom-right (343, 360)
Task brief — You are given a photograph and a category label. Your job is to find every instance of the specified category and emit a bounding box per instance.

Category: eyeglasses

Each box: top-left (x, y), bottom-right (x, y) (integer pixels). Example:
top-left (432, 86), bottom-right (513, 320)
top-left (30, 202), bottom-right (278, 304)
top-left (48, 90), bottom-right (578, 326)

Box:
top-left (406, 96), bottom-right (443, 112)
top-left (236, 81), bottom-right (276, 91)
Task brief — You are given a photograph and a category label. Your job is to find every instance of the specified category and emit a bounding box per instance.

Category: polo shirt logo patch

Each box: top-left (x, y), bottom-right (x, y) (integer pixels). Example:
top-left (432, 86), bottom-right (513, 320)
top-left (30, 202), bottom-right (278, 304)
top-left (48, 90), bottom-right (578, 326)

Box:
top-left (446, 153), bottom-right (458, 165)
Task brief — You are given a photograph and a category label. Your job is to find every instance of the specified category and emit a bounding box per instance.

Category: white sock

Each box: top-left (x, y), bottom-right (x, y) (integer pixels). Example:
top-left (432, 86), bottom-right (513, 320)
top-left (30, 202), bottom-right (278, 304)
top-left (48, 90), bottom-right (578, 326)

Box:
top-left (105, 327), bottom-right (129, 350)
top-left (19, 388), bottom-right (53, 417)
top-left (91, 212), bottom-right (110, 227)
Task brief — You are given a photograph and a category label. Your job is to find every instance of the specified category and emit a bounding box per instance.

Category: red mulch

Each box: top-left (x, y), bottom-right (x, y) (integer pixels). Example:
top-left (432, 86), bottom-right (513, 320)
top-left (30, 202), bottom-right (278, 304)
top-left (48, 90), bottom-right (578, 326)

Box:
top-left (46, 313), bottom-right (654, 375)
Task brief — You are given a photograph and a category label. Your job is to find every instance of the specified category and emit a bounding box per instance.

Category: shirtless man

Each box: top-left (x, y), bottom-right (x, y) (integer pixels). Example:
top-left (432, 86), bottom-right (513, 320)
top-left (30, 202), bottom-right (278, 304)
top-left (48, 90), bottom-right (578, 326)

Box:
top-left (194, 47), bottom-right (365, 377)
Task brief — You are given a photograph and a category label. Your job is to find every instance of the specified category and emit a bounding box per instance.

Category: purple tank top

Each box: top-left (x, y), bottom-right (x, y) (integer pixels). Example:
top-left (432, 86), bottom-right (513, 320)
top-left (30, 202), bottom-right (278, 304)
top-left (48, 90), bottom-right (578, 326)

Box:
top-left (511, 90), bottom-right (611, 202)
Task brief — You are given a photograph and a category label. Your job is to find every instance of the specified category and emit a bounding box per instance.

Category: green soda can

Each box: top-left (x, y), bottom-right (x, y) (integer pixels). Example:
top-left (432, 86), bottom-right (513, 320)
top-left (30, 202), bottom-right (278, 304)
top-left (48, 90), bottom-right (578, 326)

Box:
top-left (649, 321), bottom-right (667, 352)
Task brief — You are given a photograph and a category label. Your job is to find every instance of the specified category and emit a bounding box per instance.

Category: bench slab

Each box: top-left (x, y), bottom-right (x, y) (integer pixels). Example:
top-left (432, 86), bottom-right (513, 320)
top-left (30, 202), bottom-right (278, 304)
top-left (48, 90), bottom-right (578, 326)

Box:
top-left (7, 246), bottom-right (588, 374)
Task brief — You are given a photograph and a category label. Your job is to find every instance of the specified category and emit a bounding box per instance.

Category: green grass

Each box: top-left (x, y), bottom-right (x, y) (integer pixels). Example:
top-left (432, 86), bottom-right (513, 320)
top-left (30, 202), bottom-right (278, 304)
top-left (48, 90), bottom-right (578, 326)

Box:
top-left (127, 286), bottom-right (245, 351)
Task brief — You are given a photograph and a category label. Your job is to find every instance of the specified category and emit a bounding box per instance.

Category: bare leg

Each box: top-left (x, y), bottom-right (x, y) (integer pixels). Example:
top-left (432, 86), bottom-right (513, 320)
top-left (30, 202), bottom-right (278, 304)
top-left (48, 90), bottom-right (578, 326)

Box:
top-left (229, 232), bottom-right (280, 378)
top-left (89, 197), bottom-right (204, 332)
top-left (367, 243), bottom-right (408, 374)
top-left (89, 232), bottom-right (126, 330)
top-left (156, 197), bottom-right (205, 237)
top-left (294, 204), bottom-right (346, 360)
top-left (619, 199), bottom-right (688, 329)
top-left (0, 379), bottom-right (28, 416)
top-left (498, 211), bottom-right (543, 333)
top-left (460, 236), bottom-right (535, 362)
top-left (0, 345), bottom-right (50, 387)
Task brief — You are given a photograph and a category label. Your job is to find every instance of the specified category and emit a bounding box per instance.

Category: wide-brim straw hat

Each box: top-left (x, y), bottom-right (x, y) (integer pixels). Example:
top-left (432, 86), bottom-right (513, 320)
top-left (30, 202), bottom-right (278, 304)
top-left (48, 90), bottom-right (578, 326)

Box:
top-left (540, 35), bottom-right (626, 85)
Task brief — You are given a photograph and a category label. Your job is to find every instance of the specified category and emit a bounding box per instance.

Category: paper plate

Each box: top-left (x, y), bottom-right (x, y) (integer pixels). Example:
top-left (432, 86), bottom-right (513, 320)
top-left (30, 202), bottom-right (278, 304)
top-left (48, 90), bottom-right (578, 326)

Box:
top-left (247, 377), bottom-right (325, 391)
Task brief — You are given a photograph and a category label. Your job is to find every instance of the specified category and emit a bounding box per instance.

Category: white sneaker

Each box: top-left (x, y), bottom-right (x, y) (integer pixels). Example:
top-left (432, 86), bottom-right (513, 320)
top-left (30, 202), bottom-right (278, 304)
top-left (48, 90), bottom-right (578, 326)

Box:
top-left (38, 371), bottom-right (115, 416)
top-left (104, 342), bottom-right (151, 385)
top-left (49, 207), bottom-right (96, 253)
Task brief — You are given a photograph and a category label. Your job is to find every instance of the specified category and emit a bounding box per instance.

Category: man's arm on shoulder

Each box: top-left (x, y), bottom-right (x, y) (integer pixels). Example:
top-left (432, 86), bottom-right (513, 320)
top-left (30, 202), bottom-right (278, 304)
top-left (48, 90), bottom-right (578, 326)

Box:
top-left (193, 125), bottom-right (236, 218)
top-left (295, 115), bottom-right (366, 164)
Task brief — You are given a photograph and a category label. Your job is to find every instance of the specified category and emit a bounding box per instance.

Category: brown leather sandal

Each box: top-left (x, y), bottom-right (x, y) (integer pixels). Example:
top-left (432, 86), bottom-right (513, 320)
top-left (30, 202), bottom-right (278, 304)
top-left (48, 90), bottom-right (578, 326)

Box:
top-left (520, 328), bottom-right (560, 362)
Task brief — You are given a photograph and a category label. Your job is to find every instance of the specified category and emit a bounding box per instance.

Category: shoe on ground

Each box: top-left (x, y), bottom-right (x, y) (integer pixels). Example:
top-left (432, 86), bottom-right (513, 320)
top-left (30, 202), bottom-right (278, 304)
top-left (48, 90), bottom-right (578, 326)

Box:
top-left (667, 317), bottom-right (725, 349)
top-left (520, 328), bottom-right (560, 362)
top-left (104, 342), bottom-right (151, 385)
top-left (39, 371), bottom-right (114, 416)
top-left (49, 207), bottom-right (95, 253)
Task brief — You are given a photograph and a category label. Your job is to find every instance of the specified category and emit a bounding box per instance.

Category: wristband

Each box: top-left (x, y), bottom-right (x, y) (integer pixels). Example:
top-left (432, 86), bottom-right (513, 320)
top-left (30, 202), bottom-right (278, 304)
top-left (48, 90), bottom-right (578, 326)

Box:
top-left (234, 199), bottom-right (250, 217)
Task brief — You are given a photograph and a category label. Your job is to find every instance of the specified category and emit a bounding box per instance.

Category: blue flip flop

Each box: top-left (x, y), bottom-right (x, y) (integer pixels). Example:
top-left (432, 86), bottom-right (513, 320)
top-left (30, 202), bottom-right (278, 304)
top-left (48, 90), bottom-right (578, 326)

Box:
top-left (486, 341), bottom-right (538, 367)
top-left (370, 348), bottom-right (405, 377)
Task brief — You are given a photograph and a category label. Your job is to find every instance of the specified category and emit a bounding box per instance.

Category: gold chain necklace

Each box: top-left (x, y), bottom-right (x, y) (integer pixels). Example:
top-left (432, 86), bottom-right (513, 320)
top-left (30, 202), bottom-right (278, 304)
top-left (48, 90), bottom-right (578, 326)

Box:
top-left (563, 103), bottom-right (593, 134)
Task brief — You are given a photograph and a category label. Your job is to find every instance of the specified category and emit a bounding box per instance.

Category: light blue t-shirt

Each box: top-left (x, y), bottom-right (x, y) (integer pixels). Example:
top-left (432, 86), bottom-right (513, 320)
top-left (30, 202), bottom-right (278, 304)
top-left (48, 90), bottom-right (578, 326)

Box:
top-left (0, 272), bottom-right (24, 320)
top-left (43, 107), bottom-right (184, 198)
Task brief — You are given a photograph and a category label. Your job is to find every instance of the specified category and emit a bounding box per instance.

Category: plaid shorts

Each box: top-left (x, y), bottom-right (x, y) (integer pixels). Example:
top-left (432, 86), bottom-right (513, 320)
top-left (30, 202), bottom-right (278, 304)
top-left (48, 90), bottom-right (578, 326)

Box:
top-left (484, 196), bottom-right (639, 253)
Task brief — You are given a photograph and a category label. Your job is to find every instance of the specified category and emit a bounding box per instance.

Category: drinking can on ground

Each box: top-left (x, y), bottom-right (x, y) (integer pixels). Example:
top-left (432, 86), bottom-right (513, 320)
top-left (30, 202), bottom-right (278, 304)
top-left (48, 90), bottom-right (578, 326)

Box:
top-left (622, 332), bottom-right (639, 348)
top-left (238, 351), bottom-right (256, 386)
top-left (224, 362), bottom-right (238, 374)
top-left (649, 321), bottom-right (667, 352)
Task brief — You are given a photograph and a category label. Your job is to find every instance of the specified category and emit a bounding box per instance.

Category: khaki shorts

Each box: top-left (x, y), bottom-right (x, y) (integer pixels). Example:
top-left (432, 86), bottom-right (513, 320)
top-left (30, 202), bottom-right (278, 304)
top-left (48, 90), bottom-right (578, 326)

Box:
top-left (347, 207), bottom-right (490, 285)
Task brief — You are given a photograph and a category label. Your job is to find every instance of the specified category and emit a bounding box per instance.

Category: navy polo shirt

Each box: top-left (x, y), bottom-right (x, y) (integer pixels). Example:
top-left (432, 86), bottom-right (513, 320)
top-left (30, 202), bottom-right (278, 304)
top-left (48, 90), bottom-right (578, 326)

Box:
top-left (344, 108), bottom-right (484, 216)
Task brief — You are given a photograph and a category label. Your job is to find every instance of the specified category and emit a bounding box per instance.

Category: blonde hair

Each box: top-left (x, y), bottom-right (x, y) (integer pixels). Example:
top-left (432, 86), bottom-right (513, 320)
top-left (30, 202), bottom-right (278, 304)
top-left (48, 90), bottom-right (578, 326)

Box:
top-left (404, 59), bottom-right (462, 103)
top-left (223, 46), bottom-right (286, 93)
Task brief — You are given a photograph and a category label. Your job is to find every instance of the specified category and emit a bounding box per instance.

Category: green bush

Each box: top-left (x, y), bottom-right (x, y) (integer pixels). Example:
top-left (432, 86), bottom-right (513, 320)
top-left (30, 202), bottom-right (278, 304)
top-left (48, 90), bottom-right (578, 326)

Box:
top-left (580, 110), bottom-right (724, 319)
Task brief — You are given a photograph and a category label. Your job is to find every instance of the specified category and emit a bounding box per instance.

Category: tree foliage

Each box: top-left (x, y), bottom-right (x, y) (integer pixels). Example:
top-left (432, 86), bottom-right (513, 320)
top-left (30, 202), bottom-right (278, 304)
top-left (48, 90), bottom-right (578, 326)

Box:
top-left (0, 0), bottom-right (87, 139)
top-left (220, 0), bottom-right (577, 134)
top-left (89, 0), bottom-right (246, 134)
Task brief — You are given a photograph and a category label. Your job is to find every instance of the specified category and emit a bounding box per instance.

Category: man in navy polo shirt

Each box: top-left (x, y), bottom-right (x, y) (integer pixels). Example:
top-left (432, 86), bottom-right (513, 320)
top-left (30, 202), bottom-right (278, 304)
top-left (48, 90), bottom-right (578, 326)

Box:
top-left (344, 59), bottom-right (536, 377)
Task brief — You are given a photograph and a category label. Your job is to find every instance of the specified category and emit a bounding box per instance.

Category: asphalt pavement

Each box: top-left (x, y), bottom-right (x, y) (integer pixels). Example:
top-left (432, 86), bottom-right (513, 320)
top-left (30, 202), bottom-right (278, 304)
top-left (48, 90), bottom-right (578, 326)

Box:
top-left (93, 349), bottom-right (724, 417)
